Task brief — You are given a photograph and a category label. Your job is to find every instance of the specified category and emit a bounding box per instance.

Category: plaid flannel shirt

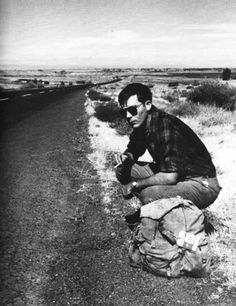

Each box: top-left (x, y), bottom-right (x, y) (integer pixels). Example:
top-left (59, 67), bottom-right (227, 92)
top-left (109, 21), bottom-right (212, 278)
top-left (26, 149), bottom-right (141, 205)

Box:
top-left (125, 106), bottom-right (216, 179)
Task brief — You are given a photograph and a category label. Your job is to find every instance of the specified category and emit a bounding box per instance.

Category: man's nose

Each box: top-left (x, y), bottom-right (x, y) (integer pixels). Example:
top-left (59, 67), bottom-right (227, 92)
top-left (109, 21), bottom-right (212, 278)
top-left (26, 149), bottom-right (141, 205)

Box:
top-left (126, 111), bottom-right (133, 119)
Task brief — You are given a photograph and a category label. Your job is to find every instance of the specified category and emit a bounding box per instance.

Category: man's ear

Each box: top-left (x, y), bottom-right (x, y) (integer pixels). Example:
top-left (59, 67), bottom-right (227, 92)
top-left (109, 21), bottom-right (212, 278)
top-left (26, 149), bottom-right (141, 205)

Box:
top-left (145, 100), bottom-right (152, 111)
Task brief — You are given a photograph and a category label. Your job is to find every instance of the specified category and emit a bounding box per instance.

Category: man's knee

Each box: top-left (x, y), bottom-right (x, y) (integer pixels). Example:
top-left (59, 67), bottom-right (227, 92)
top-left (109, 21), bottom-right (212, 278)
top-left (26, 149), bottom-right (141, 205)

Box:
top-left (135, 180), bottom-right (220, 209)
top-left (138, 185), bottom-right (172, 205)
top-left (136, 183), bottom-right (206, 207)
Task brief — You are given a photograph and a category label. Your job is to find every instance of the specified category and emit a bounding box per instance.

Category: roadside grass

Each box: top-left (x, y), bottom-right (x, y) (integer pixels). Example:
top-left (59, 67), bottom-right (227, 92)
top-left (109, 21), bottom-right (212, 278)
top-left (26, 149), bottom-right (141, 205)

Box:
top-left (161, 91), bottom-right (179, 103)
top-left (92, 98), bottom-right (132, 135)
top-left (86, 88), bottom-right (132, 135)
top-left (157, 98), bottom-right (235, 138)
top-left (198, 105), bottom-right (235, 128)
top-left (160, 100), bottom-right (200, 118)
top-left (187, 81), bottom-right (236, 110)
top-left (87, 88), bottom-right (112, 102)
top-left (86, 87), bottom-right (236, 288)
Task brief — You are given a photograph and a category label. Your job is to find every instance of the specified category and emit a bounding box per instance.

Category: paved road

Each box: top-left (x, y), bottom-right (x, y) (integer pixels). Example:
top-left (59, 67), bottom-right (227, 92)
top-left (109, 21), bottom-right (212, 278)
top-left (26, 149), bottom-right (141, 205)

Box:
top-left (1, 90), bottom-right (235, 305)
top-left (0, 90), bottom-right (88, 305)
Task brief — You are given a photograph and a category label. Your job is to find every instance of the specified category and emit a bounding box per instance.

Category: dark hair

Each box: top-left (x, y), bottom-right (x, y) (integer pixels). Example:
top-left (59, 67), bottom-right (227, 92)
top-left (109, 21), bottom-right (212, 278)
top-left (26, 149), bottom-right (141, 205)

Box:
top-left (118, 83), bottom-right (152, 107)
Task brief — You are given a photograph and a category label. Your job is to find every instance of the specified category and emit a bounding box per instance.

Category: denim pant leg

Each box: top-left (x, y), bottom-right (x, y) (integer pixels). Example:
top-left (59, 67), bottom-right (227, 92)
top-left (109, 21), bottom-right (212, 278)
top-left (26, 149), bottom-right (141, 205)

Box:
top-left (130, 162), bottom-right (157, 180)
top-left (136, 177), bottom-right (221, 209)
top-left (116, 162), bottom-right (156, 184)
top-left (116, 162), bottom-right (221, 209)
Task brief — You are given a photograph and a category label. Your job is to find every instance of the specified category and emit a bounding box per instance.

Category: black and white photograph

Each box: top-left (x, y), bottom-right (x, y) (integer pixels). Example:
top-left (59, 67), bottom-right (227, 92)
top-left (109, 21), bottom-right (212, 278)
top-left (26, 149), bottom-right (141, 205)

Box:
top-left (0, 0), bottom-right (236, 305)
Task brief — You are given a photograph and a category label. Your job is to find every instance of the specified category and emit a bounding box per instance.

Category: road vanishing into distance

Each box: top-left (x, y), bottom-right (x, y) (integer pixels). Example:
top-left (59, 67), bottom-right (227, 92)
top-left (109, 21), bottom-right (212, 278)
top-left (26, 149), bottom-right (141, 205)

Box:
top-left (0, 89), bottom-right (235, 305)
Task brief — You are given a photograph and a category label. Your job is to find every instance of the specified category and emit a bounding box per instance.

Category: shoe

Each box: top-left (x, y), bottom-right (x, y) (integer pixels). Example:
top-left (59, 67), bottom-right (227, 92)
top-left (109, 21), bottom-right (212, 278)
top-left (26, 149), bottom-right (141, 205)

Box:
top-left (125, 209), bottom-right (141, 224)
top-left (123, 193), bottom-right (134, 200)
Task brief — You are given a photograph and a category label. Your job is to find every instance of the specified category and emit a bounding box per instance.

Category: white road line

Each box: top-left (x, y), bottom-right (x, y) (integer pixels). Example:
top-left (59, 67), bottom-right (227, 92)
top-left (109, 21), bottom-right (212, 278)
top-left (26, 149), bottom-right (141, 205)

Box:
top-left (22, 94), bottom-right (32, 97)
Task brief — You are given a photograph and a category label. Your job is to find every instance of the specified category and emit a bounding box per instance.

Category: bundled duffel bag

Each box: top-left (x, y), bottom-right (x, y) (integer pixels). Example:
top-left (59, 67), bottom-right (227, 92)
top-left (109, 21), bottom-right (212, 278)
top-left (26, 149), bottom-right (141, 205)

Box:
top-left (128, 197), bottom-right (211, 278)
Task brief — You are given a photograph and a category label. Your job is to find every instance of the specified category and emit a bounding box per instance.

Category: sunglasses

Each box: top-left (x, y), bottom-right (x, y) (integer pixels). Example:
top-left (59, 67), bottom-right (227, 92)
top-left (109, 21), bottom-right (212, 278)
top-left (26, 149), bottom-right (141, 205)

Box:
top-left (119, 104), bottom-right (142, 117)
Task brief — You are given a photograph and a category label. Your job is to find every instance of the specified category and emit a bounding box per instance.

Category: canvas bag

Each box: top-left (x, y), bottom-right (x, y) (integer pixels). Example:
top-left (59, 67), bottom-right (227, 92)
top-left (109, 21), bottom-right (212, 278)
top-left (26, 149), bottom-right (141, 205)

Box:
top-left (128, 197), bottom-right (211, 278)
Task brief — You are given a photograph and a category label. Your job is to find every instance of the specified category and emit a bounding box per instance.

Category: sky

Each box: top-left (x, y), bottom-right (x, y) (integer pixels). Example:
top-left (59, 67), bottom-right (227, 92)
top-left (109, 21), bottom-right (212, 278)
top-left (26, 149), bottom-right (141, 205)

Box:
top-left (0, 0), bottom-right (236, 68)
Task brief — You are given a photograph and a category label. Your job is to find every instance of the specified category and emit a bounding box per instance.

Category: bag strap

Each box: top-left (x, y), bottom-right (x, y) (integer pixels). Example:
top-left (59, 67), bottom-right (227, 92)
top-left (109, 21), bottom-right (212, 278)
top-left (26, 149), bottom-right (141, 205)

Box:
top-left (160, 229), bottom-right (176, 245)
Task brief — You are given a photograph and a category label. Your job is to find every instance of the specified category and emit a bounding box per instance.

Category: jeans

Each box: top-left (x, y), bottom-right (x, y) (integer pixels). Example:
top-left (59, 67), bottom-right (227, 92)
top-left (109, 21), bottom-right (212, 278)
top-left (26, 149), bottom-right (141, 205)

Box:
top-left (116, 162), bottom-right (222, 209)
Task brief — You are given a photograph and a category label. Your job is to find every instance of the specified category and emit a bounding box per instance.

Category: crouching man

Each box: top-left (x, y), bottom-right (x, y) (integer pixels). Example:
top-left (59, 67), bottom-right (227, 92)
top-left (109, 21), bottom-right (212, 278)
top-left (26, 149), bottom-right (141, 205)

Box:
top-left (115, 83), bottom-right (221, 222)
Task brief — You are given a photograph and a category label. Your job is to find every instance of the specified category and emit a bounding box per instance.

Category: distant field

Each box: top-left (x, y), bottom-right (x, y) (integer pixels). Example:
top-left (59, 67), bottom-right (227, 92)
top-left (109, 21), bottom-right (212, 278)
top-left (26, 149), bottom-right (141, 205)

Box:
top-left (0, 68), bottom-right (118, 90)
top-left (1, 67), bottom-right (236, 90)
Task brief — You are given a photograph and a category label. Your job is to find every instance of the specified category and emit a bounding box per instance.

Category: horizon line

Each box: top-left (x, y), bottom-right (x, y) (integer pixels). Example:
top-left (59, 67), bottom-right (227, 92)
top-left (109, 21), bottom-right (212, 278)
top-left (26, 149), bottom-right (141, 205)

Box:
top-left (0, 64), bottom-right (235, 70)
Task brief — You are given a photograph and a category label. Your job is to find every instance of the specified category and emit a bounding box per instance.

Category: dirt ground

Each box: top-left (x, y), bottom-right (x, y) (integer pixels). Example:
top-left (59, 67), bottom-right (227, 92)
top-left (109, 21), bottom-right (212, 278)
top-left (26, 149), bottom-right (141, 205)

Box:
top-left (0, 89), bottom-right (236, 305)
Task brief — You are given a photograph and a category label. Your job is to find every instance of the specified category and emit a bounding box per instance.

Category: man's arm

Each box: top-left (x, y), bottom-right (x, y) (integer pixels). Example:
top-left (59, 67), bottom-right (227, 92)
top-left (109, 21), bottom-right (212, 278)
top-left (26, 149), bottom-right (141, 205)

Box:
top-left (135, 171), bottom-right (178, 188)
top-left (121, 171), bottom-right (178, 198)
top-left (125, 129), bottom-right (147, 161)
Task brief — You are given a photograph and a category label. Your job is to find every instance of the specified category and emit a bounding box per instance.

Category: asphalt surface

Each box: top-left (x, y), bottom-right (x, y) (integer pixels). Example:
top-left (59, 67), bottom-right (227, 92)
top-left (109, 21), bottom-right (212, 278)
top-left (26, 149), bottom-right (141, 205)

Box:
top-left (0, 90), bottom-right (235, 305)
top-left (0, 90), bottom-right (90, 305)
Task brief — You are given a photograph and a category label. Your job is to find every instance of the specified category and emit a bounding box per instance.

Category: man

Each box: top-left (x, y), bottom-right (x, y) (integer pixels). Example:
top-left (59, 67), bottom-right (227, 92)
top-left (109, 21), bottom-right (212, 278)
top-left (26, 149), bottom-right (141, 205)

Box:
top-left (115, 83), bottom-right (221, 220)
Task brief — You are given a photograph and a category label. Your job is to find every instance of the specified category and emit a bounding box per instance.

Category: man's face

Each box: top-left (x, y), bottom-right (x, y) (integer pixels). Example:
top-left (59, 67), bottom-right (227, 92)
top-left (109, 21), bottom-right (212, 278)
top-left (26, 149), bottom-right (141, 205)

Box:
top-left (123, 95), bottom-right (150, 129)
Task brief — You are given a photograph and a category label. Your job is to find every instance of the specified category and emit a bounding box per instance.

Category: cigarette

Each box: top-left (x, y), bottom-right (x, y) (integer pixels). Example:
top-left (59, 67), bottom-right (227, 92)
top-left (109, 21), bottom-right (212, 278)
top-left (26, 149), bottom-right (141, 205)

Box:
top-left (114, 162), bottom-right (122, 168)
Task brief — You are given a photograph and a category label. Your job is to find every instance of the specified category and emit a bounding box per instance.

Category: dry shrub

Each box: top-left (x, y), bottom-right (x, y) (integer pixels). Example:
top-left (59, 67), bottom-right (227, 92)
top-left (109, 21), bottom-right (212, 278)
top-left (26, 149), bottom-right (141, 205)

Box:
top-left (161, 91), bottom-right (178, 103)
top-left (163, 100), bottom-right (200, 117)
top-left (94, 101), bottom-right (120, 122)
top-left (93, 101), bottom-right (132, 135)
top-left (87, 89), bottom-right (112, 102)
top-left (188, 81), bottom-right (236, 110)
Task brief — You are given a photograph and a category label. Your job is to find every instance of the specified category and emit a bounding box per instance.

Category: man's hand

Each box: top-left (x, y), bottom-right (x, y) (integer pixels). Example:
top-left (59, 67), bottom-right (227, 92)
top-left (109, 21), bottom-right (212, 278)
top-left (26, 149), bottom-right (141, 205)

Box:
top-left (114, 153), bottom-right (129, 168)
top-left (122, 181), bottom-right (136, 199)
